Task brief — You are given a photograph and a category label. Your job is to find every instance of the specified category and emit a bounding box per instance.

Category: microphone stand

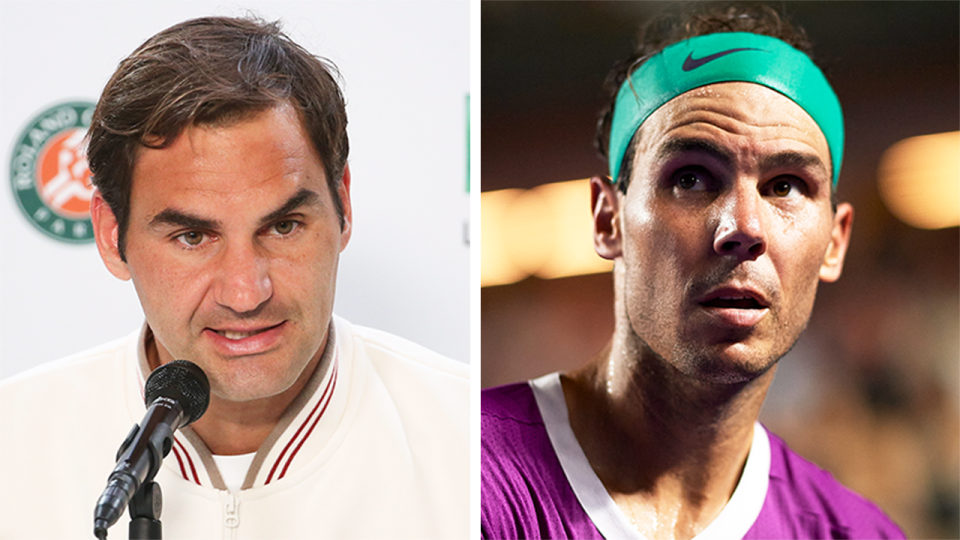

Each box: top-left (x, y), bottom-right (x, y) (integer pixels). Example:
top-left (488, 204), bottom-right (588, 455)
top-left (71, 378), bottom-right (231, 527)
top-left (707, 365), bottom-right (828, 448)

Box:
top-left (96, 421), bottom-right (167, 539)
top-left (128, 481), bottom-right (163, 540)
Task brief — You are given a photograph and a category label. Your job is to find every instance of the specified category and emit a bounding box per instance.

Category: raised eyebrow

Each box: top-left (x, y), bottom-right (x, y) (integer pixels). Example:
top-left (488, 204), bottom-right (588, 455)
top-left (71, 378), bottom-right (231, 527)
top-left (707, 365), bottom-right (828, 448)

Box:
top-left (259, 188), bottom-right (322, 226)
top-left (656, 137), bottom-right (735, 167)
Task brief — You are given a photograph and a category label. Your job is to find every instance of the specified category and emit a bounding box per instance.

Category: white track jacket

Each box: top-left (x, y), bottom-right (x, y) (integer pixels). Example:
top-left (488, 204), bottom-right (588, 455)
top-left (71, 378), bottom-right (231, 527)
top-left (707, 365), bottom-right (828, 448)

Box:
top-left (0, 316), bottom-right (469, 539)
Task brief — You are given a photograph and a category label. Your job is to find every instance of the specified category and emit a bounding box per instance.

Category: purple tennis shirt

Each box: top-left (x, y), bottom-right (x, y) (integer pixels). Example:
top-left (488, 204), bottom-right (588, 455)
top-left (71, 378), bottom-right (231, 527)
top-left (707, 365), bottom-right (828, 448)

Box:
top-left (481, 376), bottom-right (906, 539)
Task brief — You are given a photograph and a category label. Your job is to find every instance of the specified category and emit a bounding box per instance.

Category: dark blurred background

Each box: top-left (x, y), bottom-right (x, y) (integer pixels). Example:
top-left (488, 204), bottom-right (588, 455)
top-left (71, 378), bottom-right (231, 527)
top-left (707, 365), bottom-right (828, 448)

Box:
top-left (481, 2), bottom-right (959, 538)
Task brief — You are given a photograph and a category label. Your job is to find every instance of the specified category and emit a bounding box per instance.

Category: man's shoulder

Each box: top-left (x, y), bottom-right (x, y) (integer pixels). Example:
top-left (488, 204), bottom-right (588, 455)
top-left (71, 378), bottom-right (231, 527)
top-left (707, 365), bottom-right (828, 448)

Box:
top-left (755, 429), bottom-right (906, 539)
top-left (334, 316), bottom-right (468, 432)
top-left (0, 331), bottom-right (140, 539)
top-left (481, 380), bottom-right (603, 539)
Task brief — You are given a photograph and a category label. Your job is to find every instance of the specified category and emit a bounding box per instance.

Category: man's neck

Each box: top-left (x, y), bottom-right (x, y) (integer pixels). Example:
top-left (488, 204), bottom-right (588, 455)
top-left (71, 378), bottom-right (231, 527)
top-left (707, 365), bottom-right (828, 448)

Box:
top-left (189, 383), bottom-right (314, 456)
top-left (144, 330), bottom-right (329, 456)
top-left (563, 336), bottom-right (776, 540)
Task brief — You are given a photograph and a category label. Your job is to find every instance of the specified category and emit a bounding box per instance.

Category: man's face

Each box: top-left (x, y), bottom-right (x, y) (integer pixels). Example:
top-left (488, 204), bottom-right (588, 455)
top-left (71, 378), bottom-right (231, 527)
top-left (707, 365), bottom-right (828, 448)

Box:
top-left (93, 103), bottom-right (351, 402)
top-left (595, 82), bottom-right (852, 383)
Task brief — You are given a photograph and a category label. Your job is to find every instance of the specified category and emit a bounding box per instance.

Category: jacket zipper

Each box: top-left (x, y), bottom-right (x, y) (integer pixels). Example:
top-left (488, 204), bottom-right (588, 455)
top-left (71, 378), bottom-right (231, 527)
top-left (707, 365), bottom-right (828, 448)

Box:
top-left (223, 492), bottom-right (240, 539)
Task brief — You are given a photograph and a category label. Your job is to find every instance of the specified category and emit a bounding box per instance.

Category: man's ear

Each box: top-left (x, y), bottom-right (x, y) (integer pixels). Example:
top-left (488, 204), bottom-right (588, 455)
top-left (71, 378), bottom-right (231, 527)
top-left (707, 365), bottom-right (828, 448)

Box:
top-left (819, 202), bottom-right (854, 282)
top-left (591, 176), bottom-right (622, 260)
top-left (90, 190), bottom-right (131, 281)
top-left (337, 163), bottom-right (353, 252)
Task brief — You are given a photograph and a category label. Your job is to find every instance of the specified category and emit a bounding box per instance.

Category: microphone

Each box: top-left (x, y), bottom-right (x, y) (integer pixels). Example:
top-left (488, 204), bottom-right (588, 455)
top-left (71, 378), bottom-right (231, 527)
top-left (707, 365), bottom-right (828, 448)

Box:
top-left (93, 360), bottom-right (210, 539)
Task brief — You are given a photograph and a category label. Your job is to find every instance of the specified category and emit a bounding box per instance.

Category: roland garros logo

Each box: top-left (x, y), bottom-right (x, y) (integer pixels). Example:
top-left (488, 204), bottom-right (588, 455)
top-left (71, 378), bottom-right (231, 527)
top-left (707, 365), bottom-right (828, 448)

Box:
top-left (10, 101), bottom-right (96, 243)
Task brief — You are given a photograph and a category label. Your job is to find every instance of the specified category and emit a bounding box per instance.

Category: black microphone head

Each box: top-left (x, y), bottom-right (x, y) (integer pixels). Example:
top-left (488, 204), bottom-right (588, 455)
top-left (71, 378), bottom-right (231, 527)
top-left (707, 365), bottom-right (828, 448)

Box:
top-left (144, 360), bottom-right (210, 425)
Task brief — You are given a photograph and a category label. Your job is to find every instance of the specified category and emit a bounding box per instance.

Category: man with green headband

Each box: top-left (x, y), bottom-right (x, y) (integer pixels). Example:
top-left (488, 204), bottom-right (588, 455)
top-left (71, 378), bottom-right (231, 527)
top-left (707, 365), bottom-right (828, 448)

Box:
top-left (482, 5), bottom-right (903, 539)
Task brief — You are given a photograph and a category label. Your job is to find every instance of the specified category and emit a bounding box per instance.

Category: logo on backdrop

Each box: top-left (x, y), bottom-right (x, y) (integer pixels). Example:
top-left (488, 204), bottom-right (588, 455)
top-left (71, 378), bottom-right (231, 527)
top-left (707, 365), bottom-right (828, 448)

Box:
top-left (9, 101), bottom-right (97, 243)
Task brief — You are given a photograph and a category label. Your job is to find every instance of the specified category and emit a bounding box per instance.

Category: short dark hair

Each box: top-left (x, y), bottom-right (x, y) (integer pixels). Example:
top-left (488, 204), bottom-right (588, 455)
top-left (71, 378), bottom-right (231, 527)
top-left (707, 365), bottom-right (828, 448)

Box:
top-left (86, 16), bottom-right (349, 260)
top-left (596, 3), bottom-right (815, 194)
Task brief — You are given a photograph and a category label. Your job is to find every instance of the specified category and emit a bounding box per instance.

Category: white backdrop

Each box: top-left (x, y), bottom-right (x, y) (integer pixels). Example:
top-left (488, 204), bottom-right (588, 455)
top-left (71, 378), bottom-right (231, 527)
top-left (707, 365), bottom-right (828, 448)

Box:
top-left (0, 0), bottom-right (470, 379)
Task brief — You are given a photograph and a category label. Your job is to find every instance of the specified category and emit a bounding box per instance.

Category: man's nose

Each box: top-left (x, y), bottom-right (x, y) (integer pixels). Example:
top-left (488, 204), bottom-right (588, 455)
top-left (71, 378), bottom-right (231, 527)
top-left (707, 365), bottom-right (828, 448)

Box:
top-left (214, 242), bottom-right (273, 314)
top-left (713, 184), bottom-right (767, 260)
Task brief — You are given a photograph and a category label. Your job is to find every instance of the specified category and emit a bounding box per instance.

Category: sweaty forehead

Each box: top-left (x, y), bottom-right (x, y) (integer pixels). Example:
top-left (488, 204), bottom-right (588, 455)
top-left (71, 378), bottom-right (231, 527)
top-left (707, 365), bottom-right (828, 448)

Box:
top-left (637, 82), bottom-right (831, 171)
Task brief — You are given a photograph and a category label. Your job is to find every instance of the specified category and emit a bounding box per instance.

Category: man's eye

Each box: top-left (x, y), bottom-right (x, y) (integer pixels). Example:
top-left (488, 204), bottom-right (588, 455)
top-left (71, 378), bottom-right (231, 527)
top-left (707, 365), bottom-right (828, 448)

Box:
top-left (176, 231), bottom-right (206, 247)
top-left (770, 178), bottom-right (804, 197)
top-left (271, 220), bottom-right (299, 235)
top-left (674, 170), bottom-right (710, 191)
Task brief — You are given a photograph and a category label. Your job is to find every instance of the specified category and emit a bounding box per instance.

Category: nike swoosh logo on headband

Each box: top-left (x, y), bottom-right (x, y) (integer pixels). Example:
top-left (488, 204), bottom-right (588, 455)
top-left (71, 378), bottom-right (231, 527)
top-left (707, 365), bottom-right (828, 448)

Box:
top-left (682, 48), bottom-right (764, 71)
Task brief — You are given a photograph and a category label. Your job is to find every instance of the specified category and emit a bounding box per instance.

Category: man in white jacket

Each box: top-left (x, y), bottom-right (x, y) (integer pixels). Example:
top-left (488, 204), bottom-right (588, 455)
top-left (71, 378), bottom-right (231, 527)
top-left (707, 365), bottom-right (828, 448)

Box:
top-left (0, 16), bottom-right (468, 539)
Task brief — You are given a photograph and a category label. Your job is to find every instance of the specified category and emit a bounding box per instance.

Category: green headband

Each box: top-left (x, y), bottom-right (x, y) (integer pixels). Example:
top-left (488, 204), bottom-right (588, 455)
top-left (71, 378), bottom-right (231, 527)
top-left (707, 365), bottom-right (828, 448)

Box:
top-left (609, 32), bottom-right (844, 185)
